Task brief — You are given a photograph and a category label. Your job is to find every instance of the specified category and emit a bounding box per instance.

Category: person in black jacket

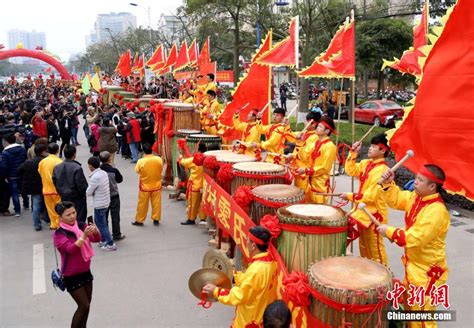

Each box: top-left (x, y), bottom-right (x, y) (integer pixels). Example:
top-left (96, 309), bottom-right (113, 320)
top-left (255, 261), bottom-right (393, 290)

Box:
top-left (99, 151), bottom-right (125, 241)
top-left (1, 133), bottom-right (27, 216)
top-left (17, 143), bottom-right (50, 230)
top-left (52, 145), bottom-right (88, 224)
top-left (58, 110), bottom-right (72, 158)
top-left (46, 114), bottom-right (59, 143)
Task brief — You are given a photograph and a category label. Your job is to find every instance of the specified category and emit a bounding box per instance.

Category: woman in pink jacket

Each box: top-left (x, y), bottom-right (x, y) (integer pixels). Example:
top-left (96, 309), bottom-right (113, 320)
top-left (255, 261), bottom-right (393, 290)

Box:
top-left (89, 117), bottom-right (101, 156)
top-left (53, 201), bottom-right (101, 328)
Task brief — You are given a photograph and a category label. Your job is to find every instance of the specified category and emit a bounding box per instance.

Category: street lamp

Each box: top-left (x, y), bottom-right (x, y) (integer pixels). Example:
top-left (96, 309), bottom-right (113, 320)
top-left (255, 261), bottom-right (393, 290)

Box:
top-left (256, 0), bottom-right (290, 46)
top-left (129, 2), bottom-right (152, 41)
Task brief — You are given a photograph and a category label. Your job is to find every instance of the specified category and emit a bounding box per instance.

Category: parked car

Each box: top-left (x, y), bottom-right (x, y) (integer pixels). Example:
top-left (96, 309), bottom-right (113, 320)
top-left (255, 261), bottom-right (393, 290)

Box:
top-left (354, 100), bottom-right (404, 127)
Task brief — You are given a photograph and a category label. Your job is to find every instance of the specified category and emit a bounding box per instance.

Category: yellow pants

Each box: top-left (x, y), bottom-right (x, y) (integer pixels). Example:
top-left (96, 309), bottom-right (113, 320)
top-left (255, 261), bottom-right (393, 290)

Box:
top-left (307, 192), bottom-right (328, 204)
top-left (135, 190), bottom-right (161, 222)
top-left (358, 224), bottom-right (388, 266)
top-left (187, 191), bottom-right (206, 221)
top-left (44, 194), bottom-right (61, 229)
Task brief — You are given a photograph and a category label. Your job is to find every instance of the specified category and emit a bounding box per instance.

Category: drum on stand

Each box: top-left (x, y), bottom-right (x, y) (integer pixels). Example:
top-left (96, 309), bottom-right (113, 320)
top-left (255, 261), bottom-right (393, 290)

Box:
top-left (277, 204), bottom-right (347, 273)
top-left (308, 256), bottom-right (393, 328)
top-left (172, 129), bottom-right (202, 180)
top-left (250, 184), bottom-right (304, 225)
top-left (203, 150), bottom-right (255, 193)
top-left (231, 162), bottom-right (287, 195)
top-left (162, 102), bottom-right (201, 184)
top-left (102, 86), bottom-right (125, 105)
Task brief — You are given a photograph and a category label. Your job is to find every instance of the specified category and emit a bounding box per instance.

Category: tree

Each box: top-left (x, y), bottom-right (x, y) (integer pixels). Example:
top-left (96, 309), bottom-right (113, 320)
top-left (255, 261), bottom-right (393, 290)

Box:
top-left (356, 18), bottom-right (412, 98)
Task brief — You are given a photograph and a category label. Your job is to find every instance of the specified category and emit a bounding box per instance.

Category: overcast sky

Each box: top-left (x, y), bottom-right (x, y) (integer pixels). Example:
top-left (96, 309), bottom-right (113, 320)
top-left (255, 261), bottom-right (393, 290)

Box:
top-left (0, 0), bottom-right (183, 62)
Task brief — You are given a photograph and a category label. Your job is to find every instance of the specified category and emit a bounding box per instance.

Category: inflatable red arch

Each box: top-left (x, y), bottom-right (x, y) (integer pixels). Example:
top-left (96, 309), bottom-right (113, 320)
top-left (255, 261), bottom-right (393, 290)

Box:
top-left (0, 48), bottom-right (72, 80)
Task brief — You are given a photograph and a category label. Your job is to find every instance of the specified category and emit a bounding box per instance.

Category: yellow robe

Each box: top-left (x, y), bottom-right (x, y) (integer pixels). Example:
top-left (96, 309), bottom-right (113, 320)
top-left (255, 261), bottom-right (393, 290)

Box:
top-left (306, 136), bottom-right (336, 204)
top-left (344, 153), bottom-right (389, 265)
top-left (289, 130), bottom-right (318, 198)
top-left (259, 123), bottom-right (290, 163)
top-left (232, 114), bottom-right (263, 156)
top-left (135, 154), bottom-right (163, 222)
top-left (179, 157), bottom-right (205, 221)
top-left (213, 252), bottom-right (278, 328)
top-left (38, 154), bottom-right (62, 229)
top-left (200, 99), bottom-right (220, 135)
top-left (382, 186), bottom-right (449, 328)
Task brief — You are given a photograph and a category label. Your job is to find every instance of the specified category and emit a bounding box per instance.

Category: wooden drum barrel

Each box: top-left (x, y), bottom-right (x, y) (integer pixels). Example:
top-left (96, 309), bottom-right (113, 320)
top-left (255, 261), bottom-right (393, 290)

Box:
top-left (231, 162), bottom-right (287, 194)
top-left (277, 204), bottom-right (347, 273)
top-left (102, 86), bottom-right (125, 105)
top-left (249, 184), bottom-right (304, 225)
top-left (163, 102), bottom-right (200, 131)
top-left (172, 129), bottom-right (202, 178)
top-left (308, 256), bottom-right (393, 328)
top-left (203, 150), bottom-right (256, 193)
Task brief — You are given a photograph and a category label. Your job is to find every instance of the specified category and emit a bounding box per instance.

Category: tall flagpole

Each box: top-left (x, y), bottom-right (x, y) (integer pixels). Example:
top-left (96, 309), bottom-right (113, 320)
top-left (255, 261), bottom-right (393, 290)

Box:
top-left (330, 77), bottom-right (344, 206)
top-left (351, 9), bottom-right (356, 195)
top-left (295, 16), bottom-right (300, 121)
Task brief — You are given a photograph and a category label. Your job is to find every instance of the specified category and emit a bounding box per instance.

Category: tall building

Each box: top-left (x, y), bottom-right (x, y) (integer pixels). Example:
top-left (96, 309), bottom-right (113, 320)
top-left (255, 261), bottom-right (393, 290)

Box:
top-left (7, 29), bottom-right (46, 49)
top-left (158, 14), bottom-right (187, 45)
top-left (7, 29), bottom-right (47, 63)
top-left (93, 12), bottom-right (137, 43)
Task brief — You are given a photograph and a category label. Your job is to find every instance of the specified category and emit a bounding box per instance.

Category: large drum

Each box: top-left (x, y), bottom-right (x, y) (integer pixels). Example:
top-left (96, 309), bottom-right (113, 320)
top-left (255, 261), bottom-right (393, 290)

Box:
top-left (102, 86), bottom-right (125, 105)
top-left (308, 256), bottom-right (393, 328)
top-left (203, 150), bottom-right (256, 193)
top-left (188, 134), bottom-right (222, 153)
top-left (163, 102), bottom-right (200, 131)
top-left (249, 184), bottom-right (304, 225)
top-left (277, 204), bottom-right (347, 273)
top-left (231, 162), bottom-right (287, 194)
top-left (172, 129), bottom-right (202, 179)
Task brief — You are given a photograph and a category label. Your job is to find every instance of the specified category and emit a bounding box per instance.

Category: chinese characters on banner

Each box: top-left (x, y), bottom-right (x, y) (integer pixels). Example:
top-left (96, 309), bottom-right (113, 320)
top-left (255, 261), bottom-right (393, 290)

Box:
top-left (173, 70), bottom-right (234, 83)
top-left (201, 174), bottom-right (255, 262)
top-left (387, 281), bottom-right (450, 310)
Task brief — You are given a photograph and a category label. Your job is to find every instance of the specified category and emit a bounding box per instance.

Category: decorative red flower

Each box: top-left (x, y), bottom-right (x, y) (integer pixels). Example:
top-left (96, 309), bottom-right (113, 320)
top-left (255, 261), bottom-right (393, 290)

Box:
top-left (233, 186), bottom-right (254, 209)
top-left (260, 215), bottom-right (281, 239)
top-left (283, 271), bottom-right (312, 307)
top-left (204, 155), bottom-right (219, 170)
top-left (193, 152), bottom-right (205, 166)
top-left (217, 163), bottom-right (234, 184)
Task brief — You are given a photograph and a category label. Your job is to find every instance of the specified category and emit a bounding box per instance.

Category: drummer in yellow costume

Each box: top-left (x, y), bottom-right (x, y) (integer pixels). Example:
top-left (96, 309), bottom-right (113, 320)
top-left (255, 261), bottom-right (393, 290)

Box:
top-left (191, 73), bottom-right (217, 105)
top-left (255, 108), bottom-right (291, 163)
top-left (232, 108), bottom-right (263, 156)
top-left (199, 90), bottom-right (220, 135)
top-left (181, 89), bottom-right (194, 104)
top-left (340, 133), bottom-right (390, 266)
top-left (132, 143), bottom-right (163, 226)
top-left (203, 226), bottom-right (278, 328)
top-left (38, 143), bottom-right (62, 229)
top-left (285, 112), bottom-right (320, 198)
top-left (377, 164), bottom-right (449, 328)
top-left (179, 152), bottom-right (206, 226)
top-left (296, 116), bottom-right (337, 204)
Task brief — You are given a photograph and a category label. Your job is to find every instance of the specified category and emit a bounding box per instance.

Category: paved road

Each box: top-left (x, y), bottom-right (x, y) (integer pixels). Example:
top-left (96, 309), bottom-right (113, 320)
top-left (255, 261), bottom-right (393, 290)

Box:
top-left (0, 131), bottom-right (473, 327)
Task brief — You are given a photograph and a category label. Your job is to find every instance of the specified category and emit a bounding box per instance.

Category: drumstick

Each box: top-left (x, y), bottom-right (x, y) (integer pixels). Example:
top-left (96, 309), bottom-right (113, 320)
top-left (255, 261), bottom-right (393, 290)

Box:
top-left (298, 119), bottom-right (314, 135)
top-left (235, 103), bottom-right (250, 115)
top-left (359, 203), bottom-right (394, 243)
top-left (358, 203), bottom-right (381, 227)
top-left (286, 104), bottom-right (298, 118)
top-left (377, 149), bottom-right (414, 185)
top-left (357, 125), bottom-right (377, 144)
top-left (312, 192), bottom-right (343, 197)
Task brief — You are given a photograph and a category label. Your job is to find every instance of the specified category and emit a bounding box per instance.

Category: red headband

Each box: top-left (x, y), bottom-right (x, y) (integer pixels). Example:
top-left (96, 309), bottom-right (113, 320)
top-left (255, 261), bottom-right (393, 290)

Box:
top-left (319, 121), bottom-right (337, 135)
top-left (419, 166), bottom-right (444, 185)
top-left (377, 143), bottom-right (389, 152)
top-left (248, 232), bottom-right (266, 245)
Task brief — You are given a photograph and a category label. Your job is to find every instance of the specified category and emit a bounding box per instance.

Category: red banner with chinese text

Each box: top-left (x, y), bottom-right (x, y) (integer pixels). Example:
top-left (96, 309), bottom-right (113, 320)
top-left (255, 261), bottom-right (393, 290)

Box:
top-left (201, 174), bottom-right (314, 327)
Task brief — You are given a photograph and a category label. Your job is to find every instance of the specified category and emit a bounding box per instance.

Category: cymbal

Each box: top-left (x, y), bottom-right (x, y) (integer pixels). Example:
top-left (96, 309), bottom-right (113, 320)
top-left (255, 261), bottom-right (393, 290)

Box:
top-left (202, 249), bottom-right (234, 280)
top-left (188, 268), bottom-right (232, 302)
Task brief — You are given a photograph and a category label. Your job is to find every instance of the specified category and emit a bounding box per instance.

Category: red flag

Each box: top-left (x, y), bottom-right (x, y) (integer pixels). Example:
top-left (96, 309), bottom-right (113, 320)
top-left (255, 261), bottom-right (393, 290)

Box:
top-left (219, 31), bottom-right (273, 127)
top-left (198, 37), bottom-right (211, 66)
top-left (161, 44), bottom-right (177, 71)
top-left (133, 54), bottom-right (145, 77)
top-left (257, 16), bottom-right (299, 68)
top-left (382, 1), bottom-right (429, 76)
top-left (298, 20), bottom-right (346, 78)
top-left (174, 41), bottom-right (190, 72)
top-left (147, 45), bottom-right (164, 67)
top-left (322, 20), bottom-right (355, 79)
top-left (200, 61), bottom-right (216, 77)
top-left (117, 51), bottom-right (132, 77)
top-left (132, 54), bottom-right (139, 70)
top-left (45, 66), bottom-right (52, 73)
top-left (388, 0), bottom-right (474, 199)
top-left (188, 39), bottom-right (199, 66)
